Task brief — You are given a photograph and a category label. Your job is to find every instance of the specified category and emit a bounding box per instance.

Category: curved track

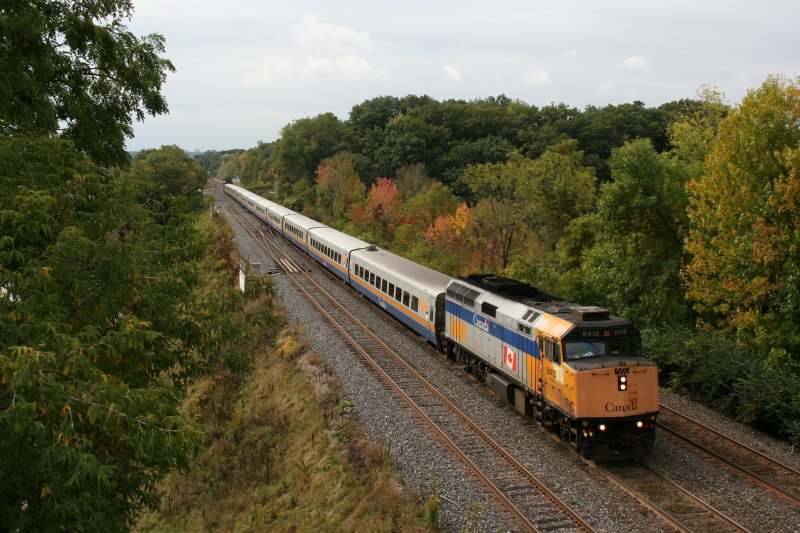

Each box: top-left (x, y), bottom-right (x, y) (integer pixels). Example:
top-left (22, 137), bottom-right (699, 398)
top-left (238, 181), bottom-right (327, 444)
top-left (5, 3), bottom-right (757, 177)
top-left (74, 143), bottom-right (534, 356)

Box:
top-left (217, 187), bottom-right (595, 532)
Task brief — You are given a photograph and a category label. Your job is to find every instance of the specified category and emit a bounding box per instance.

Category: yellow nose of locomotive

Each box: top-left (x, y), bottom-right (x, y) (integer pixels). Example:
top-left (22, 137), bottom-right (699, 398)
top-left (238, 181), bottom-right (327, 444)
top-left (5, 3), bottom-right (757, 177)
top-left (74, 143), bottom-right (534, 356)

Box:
top-left (572, 363), bottom-right (659, 419)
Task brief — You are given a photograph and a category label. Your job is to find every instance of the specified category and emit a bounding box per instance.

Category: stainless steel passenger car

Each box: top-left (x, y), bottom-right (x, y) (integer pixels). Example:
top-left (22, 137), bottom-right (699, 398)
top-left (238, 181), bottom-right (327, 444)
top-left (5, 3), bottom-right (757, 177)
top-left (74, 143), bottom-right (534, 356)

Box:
top-left (280, 213), bottom-right (327, 253)
top-left (307, 227), bottom-right (371, 282)
top-left (264, 203), bottom-right (301, 236)
top-left (225, 184), bottom-right (277, 226)
top-left (349, 247), bottom-right (453, 346)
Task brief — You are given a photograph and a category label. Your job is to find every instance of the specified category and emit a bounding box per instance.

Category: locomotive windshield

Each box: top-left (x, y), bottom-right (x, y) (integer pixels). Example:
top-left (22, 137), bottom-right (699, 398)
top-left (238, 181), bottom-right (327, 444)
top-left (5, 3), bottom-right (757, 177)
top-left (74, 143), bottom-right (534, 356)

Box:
top-left (564, 336), bottom-right (642, 360)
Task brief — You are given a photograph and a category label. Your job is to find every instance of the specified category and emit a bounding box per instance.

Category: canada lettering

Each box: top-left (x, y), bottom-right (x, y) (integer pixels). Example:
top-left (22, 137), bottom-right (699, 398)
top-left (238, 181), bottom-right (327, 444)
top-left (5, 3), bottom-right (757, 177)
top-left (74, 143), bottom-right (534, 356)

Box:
top-left (605, 401), bottom-right (638, 412)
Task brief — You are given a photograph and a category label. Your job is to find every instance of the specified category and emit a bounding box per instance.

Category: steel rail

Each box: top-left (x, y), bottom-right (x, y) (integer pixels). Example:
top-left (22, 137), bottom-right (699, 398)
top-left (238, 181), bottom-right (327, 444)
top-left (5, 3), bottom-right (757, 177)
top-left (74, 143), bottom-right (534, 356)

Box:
top-left (658, 405), bottom-right (800, 506)
top-left (596, 459), bottom-right (751, 533)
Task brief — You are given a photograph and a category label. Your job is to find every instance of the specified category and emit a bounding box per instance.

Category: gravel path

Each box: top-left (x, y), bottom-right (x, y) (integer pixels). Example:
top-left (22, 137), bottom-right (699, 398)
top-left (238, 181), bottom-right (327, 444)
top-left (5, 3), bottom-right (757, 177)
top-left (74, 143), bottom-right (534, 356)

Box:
top-left (211, 187), bottom-right (800, 533)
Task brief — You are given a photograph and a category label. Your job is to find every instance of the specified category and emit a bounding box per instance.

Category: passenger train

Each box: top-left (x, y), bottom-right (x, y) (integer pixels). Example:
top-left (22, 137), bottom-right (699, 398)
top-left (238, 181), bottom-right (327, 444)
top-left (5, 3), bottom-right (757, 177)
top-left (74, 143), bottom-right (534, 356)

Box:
top-left (224, 183), bottom-right (659, 460)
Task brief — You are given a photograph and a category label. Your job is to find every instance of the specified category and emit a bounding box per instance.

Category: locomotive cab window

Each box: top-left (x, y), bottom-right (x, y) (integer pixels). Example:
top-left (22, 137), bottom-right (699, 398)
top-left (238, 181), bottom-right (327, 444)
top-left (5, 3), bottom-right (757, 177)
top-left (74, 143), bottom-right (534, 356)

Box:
top-left (610, 336), bottom-right (642, 356)
top-left (545, 338), bottom-right (561, 364)
top-left (564, 341), bottom-right (606, 360)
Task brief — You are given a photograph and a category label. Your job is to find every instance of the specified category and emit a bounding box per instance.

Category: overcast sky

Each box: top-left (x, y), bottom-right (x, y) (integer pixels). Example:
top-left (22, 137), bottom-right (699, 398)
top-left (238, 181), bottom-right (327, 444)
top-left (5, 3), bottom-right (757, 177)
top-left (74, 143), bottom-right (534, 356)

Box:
top-left (126, 0), bottom-right (797, 152)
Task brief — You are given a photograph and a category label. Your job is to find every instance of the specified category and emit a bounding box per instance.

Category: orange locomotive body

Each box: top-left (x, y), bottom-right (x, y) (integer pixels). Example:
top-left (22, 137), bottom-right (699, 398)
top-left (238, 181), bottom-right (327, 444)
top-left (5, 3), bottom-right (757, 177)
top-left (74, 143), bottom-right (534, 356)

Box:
top-left (445, 275), bottom-right (659, 460)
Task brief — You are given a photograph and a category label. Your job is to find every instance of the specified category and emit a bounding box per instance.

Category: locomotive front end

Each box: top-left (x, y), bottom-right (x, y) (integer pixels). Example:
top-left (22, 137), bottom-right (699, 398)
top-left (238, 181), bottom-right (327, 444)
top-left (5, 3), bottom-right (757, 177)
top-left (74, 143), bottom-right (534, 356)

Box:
top-left (571, 360), bottom-right (659, 459)
top-left (564, 324), bottom-right (659, 460)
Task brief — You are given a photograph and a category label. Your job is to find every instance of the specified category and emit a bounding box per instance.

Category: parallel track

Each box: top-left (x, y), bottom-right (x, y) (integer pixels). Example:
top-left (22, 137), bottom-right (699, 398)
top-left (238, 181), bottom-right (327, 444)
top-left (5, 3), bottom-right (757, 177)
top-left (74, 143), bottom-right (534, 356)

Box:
top-left (598, 459), bottom-right (751, 533)
top-left (216, 187), bottom-right (595, 532)
top-left (658, 404), bottom-right (800, 507)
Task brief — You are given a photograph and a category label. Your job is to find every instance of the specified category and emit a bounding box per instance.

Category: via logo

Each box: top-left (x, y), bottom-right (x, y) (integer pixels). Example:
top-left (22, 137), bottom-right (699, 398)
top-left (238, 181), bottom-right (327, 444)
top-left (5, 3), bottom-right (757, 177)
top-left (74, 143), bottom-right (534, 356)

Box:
top-left (473, 315), bottom-right (490, 333)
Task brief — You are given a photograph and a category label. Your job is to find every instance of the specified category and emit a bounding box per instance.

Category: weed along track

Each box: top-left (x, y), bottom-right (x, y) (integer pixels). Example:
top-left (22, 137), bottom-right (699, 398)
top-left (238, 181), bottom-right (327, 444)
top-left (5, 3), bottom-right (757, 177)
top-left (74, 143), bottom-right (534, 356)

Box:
top-left (217, 187), bottom-right (596, 532)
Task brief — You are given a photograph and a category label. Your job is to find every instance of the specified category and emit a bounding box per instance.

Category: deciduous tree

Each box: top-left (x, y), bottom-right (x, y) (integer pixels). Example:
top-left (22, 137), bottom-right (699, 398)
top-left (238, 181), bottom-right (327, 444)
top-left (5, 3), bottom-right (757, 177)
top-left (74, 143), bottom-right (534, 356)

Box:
top-left (683, 76), bottom-right (800, 352)
top-left (315, 152), bottom-right (365, 220)
top-left (0, 0), bottom-right (175, 166)
top-left (276, 113), bottom-right (345, 182)
top-left (0, 137), bottom-right (204, 530)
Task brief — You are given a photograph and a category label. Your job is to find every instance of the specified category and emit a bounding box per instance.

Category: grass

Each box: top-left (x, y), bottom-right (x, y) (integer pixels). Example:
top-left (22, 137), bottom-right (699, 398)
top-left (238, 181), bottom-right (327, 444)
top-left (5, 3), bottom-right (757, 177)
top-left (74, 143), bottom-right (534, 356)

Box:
top-left (136, 209), bottom-right (433, 531)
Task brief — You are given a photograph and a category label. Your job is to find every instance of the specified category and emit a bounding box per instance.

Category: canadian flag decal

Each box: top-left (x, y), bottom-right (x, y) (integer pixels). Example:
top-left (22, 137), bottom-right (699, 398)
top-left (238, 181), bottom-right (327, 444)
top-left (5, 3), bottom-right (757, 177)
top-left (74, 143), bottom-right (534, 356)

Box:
top-left (503, 346), bottom-right (518, 372)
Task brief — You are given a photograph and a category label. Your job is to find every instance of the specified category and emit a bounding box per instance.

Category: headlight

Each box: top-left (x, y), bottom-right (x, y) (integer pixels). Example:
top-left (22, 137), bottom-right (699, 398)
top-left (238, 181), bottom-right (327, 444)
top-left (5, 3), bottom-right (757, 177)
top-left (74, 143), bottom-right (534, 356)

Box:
top-left (599, 424), bottom-right (606, 431)
top-left (636, 420), bottom-right (644, 428)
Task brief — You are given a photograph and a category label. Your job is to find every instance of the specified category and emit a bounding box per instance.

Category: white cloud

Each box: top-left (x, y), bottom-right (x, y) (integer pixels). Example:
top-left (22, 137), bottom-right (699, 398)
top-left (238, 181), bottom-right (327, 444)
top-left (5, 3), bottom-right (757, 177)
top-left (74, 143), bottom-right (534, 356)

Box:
top-left (522, 68), bottom-right (552, 85)
top-left (620, 56), bottom-right (654, 74)
top-left (595, 82), bottom-right (614, 94)
top-left (443, 64), bottom-right (461, 81)
top-left (243, 54), bottom-right (389, 88)
top-left (242, 15), bottom-right (388, 88)
top-left (562, 50), bottom-right (578, 58)
top-left (289, 15), bottom-right (372, 53)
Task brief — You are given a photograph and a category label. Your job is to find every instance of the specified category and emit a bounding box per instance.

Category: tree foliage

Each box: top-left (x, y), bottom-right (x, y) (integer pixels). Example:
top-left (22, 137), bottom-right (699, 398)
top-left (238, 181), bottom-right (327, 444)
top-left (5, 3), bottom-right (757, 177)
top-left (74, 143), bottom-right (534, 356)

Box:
top-left (517, 140), bottom-right (596, 252)
top-left (0, 0), bottom-right (175, 166)
top-left (0, 137), bottom-right (208, 529)
top-left (276, 113), bottom-right (346, 182)
top-left (460, 154), bottom-right (529, 270)
top-left (567, 140), bottom-right (692, 326)
top-left (683, 76), bottom-right (800, 353)
top-left (130, 145), bottom-right (208, 216)
top-left (315, 152), bottom-right (365, 220)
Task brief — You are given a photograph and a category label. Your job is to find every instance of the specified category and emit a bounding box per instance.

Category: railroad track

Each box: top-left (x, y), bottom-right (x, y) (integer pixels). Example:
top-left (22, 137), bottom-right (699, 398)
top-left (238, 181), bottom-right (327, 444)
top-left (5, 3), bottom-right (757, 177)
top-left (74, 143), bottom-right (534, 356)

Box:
top-left (215, 187), bottom-right (595, 532)
top-left (598, 459), bottom-right (750, 533)
top-left (658, 404), bottom-right (800, 507)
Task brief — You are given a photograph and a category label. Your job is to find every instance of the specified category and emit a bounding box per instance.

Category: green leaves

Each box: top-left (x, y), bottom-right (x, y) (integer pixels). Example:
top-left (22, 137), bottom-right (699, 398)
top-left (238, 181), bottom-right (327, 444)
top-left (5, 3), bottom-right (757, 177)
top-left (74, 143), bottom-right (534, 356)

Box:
top-left (0, 136), bottom-right (261, 530)
top-left (0, 0), bottom-right (174, 165)
top-left (684, 76), bottom-right (800, 349)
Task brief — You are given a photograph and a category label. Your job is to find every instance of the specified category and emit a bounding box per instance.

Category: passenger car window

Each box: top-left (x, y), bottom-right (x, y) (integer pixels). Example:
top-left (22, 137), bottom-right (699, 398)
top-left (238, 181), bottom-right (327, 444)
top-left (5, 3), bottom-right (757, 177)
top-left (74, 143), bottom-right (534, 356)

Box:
top-left (411, 296), bottom-right (419, 312)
